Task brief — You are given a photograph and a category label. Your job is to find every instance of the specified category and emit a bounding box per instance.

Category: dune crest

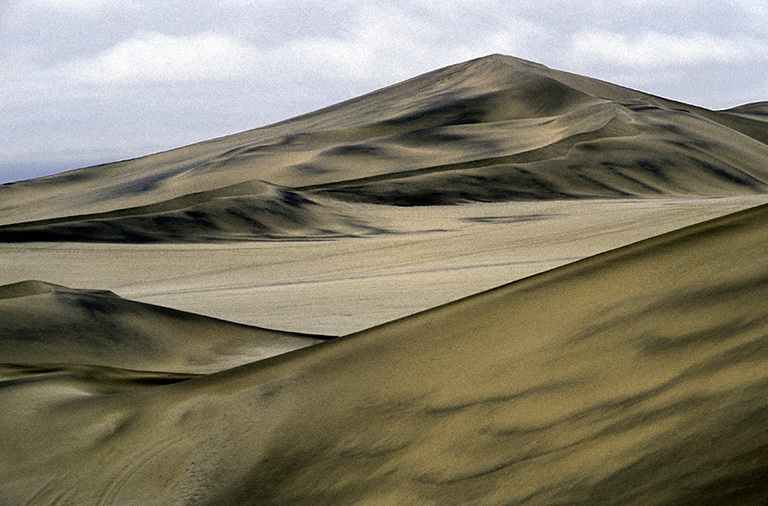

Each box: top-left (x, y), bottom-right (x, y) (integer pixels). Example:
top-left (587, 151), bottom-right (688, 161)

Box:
top-left (2, 55), bottom-right (768, 241)
top-left (0, 280), bottom-right (66, 299)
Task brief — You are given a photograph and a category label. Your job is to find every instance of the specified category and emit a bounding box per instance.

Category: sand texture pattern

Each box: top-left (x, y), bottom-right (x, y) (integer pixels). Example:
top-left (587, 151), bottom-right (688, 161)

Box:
top-left (2, 55), bottom-right (768, 505)
top-left (2, 55), bottom-right (768, 241)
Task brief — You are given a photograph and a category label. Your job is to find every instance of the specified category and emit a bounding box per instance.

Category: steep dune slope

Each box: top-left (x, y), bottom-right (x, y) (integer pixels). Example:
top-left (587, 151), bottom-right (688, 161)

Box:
top-left (1, 55), bottom-right (767, 241)
top-left (3, 202), bottom-right (768, 505)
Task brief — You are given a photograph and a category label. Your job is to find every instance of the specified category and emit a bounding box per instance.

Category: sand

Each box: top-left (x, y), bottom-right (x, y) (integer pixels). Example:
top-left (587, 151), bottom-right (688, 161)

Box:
top-left (2, 54), bottom-right (768, 505)
top-left (1, 196), bottom-right (765, 335)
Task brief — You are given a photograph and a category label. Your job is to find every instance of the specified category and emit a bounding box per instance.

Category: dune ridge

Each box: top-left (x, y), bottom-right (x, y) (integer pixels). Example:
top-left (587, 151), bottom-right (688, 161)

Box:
top-left (2, 198), bottom-right (768, 505)
top-left (2, 55), bottom-right (768, 240)
top-left (0, 181), bottom-right (376, 242)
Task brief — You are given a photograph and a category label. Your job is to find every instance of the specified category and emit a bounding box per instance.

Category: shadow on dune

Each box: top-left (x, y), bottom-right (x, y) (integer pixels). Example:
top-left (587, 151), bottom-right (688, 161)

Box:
top-left (3, 54), bottom-right (768, 504)
top-left (2, 202), bottom-right (768, 504)
top-left (2, 55), bottom-right (768, 241)
top-left (0, 280), bottom-right (328, 375)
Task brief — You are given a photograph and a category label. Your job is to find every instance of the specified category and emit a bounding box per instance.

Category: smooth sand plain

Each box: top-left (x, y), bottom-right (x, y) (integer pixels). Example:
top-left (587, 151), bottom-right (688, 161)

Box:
top-left (2, 55), bottom-right (768, 505)
top-left (1, 196), bottom-right (766, 335)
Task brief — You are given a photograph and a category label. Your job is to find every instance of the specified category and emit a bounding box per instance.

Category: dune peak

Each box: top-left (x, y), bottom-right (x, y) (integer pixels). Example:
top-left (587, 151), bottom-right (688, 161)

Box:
top-left (0, 280), bottom-right (64, 299)
top-left (2, 54), bottom-right (768, 240)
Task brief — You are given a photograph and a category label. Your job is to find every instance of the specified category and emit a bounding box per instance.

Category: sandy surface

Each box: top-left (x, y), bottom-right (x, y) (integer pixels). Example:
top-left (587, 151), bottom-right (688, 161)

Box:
top-left (2, 54), bottom-right (768, 505)
top-left (1, 196), bottom-right (766, 335)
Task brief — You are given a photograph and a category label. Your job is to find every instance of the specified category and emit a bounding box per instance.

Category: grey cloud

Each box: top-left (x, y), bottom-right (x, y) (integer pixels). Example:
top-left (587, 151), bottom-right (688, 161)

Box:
top-left (1, 0), bottom-right (767, 183)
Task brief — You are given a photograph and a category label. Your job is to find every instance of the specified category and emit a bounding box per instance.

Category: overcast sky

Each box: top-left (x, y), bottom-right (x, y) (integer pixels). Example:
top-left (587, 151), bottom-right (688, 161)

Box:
top-left (2, 0), bottom-right (767, 183)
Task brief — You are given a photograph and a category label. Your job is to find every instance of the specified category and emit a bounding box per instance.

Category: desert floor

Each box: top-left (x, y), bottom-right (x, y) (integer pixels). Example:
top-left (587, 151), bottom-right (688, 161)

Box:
top-left (1, 196), bottom-right (765, 335)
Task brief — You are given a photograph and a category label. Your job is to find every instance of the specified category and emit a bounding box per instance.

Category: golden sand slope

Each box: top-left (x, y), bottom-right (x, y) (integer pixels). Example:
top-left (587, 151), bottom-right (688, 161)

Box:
top-left (2, 201), bottom-right (768, 505)
top-left (1, 55), bottom-right (768, 241)
top-left (2, 54), bottom-right (768, 505)
top-left (0, 280), bottom-right (325, 374)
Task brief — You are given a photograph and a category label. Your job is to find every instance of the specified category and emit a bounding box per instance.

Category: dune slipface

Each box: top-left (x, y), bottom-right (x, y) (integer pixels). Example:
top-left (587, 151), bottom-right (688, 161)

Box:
top-left (2, 55), bottom-right (768, 505)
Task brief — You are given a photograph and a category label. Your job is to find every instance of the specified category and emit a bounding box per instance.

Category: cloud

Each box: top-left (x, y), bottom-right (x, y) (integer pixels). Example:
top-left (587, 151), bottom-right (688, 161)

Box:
top-left (262, 5), bottom-right (442, 83)
top-left (223, 0), bottom-right (283, 4)
top-left (67, 32), bottom-right (259, 84)
top-left (21, 0), bottom-right (135, 15)
top-left (263, 3), bottom-right (544, 86)
top-left (571, 30), bottom-right (767, 69)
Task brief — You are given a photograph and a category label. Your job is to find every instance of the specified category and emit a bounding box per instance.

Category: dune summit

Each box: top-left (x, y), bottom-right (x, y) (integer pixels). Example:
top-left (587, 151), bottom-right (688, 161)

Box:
top-left (1, 54), bottom-right (768, 242)
top-left (2, 55), bottom-right (768, 504)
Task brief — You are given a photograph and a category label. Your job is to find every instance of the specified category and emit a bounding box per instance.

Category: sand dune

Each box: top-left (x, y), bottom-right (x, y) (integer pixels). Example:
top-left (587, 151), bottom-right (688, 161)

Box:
top-left (723, 101), bottom-right (768, 122)
top-left (2, 55), bottom-right (768, 240)
top-left (0, 181), bottom-right (373, 242)
top-left (3, 199), bottom-right (768, 505)
top-left (2, 54), bottom-right (768, 504)
top-left (0, 280), bottom-right (325, 374)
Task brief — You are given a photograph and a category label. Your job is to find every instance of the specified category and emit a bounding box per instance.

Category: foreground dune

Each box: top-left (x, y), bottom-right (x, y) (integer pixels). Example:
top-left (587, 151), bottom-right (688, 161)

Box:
top-left (2, 200), bottom-right (768, 505)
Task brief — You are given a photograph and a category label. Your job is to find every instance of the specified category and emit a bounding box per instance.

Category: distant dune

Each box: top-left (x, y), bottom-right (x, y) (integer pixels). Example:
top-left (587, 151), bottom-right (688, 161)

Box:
top-left (0, 181), bottom-right (373, 242)
top-left (2, 55), bottom-right (768, 241)
top-left (2, 55), bottom-right (768, 505)
top-left (723, 101), bottom-right (768, 120)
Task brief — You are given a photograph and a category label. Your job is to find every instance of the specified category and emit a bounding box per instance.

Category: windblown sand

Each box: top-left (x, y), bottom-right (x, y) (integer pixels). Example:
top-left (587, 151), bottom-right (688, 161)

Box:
top-left (2, 54), bottom-right (768, 505)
